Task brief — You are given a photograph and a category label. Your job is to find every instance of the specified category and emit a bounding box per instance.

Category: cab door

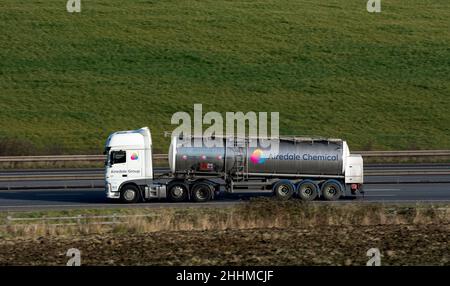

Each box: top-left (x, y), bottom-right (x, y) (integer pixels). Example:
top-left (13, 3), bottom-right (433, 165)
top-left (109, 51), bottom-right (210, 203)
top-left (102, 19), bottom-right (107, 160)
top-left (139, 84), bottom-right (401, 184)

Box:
top-left (106, 149), bottom-right (128, 192)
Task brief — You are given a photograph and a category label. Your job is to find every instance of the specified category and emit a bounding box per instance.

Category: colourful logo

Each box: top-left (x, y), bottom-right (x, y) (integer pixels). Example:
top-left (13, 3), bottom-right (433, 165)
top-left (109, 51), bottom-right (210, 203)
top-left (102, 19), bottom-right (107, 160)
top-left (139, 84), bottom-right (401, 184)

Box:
top-left (250, 149), bottom-right (266, 164)
top-left (131, 153), bottom-right (139, 160)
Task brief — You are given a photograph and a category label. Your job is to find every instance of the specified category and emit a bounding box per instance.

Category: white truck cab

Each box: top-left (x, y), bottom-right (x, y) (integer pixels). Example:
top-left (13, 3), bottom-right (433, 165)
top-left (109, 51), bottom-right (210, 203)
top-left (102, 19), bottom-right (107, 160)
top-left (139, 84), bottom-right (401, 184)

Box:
top-left (104, 127), bottom-right (163, 202)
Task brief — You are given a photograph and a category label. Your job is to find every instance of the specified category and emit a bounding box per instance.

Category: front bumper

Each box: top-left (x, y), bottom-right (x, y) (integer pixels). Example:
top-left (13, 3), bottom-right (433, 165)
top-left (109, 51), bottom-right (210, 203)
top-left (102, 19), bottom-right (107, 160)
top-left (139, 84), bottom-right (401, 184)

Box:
top-left (105, 183), bottom-right (120, 199)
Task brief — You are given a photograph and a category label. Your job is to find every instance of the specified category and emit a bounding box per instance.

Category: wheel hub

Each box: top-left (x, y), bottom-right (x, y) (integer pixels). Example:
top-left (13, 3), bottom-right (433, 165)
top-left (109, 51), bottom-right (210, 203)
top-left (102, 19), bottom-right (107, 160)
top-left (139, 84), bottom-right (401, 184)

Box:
top-left (327, 187), bottom-right (337, 195)
top-left (197, 188), bottom-right (208, 199)
top-left (124, 189), bottom-right (135, 201)
top-left (278, 185), bottom-right (289, 196)
top-left (303, 187), bottom-right (312, 196)
top-left (172, 186), bottom-right (184, 198)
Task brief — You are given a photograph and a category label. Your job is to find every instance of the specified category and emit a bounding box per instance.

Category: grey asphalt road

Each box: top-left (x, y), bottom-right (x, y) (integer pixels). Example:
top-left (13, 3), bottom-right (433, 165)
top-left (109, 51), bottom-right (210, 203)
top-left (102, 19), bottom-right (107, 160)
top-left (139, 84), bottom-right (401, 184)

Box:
top-left (0, 164), bottom-right (448, 211)
top-left (0, 183), bottom-right (449, 211)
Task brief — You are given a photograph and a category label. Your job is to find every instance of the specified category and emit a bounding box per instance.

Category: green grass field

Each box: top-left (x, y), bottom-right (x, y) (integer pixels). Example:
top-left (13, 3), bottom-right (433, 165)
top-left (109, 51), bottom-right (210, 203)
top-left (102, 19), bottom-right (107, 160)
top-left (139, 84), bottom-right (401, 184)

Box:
top-left (0, 0), bottom-right (449, 154)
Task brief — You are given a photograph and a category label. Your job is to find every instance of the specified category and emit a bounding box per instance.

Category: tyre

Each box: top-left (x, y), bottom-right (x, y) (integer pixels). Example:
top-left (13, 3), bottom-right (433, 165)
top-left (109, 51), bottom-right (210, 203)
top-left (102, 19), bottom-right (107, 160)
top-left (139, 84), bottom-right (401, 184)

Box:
top-left (321, 180), bottom-right (343, 201)
top-left (191, 182), bottom-right (213, 202)
top-left (120, 184), bottom-right (140, 204)
top-left (272, 180), bottom-right (294, 200)
top-left (297, 180), bottom-right (319, 201)
top-left (167, 182), bottom-right (188, 202)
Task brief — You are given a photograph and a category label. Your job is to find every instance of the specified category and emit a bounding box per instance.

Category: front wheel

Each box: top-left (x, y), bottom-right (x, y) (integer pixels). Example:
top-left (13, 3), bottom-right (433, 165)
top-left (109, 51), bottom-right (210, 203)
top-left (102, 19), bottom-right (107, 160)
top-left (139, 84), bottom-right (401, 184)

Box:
top-left (120, 185), bottom-right (140, 203)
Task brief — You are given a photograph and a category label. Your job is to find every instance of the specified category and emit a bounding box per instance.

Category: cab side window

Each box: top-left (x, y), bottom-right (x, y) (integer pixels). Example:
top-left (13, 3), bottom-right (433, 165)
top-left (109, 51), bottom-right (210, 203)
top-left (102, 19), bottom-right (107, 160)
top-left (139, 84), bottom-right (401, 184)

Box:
top-left (111, 150), bottom-right (126, 165)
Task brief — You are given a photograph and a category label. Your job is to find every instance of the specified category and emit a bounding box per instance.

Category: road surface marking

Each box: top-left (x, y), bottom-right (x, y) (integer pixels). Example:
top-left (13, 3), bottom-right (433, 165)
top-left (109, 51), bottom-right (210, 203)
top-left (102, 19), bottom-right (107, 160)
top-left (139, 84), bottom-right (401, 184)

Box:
top-left (35, 194), bottom-right (83, 197)
top-left (362, 194), bottom-right (397, 197)
top-left (365, 188), bottom-right (401, 191)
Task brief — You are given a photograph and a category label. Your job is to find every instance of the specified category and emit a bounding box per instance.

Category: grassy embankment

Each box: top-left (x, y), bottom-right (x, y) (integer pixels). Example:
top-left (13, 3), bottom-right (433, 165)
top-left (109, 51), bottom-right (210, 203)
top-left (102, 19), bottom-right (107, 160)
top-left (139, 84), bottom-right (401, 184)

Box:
top-left (0, 0), bottom-right (449, 155)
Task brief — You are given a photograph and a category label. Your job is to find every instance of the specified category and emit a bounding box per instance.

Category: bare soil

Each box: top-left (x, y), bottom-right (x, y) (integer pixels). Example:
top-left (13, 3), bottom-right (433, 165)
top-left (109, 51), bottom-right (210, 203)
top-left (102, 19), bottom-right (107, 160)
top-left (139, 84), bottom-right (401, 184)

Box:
top-left (0, 224), bottom-right (448, 266)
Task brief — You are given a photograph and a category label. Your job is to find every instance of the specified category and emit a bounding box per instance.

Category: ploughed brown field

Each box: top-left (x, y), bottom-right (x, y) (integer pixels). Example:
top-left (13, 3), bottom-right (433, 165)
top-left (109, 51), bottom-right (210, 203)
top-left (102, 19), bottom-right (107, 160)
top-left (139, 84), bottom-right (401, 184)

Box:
top-left (0, 224), bottom-right (448, 266)
top-left (0, 200), bottom-right (448, 265)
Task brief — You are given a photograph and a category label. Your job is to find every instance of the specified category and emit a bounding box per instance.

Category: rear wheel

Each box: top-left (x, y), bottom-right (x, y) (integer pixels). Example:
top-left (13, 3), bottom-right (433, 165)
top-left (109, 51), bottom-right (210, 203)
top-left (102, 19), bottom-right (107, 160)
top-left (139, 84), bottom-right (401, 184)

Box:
top-left (120, 185), bottom-right (140, 204)
top-left (167, 182), bottom-right (188, 202)
top-left (297, 180), bottom-right (319, 201)
top-left (191, 182), bottom-right (213, 202)
top-left (272, 180), bottom-right (294, 200)
top-left (321, 180), bottom-right (343, 201)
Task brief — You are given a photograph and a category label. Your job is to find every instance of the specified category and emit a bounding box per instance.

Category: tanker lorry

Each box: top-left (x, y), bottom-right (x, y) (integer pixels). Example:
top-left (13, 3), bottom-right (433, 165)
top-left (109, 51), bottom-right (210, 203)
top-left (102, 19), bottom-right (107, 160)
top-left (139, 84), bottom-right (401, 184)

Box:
top-left (104, 127), bottom-right (364, 203)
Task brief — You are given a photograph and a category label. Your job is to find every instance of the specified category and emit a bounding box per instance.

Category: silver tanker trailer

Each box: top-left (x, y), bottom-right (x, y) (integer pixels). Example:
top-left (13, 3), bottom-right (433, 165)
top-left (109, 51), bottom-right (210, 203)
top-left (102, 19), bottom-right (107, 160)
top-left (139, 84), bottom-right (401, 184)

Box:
top-left (104, 127), bottom-right (364, 203)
